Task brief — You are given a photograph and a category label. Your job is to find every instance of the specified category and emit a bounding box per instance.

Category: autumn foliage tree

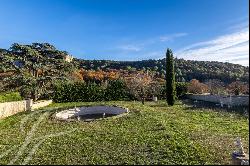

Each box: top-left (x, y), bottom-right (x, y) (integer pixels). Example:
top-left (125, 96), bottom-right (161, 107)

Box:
top-left (71, 70), bottom-right (84, 82)
top-left (80, 69), bottom-right (119, 83)
top-left (187, 79), bottom-right (209, 94)
top-left (227, 81), bottom-right (249, 95)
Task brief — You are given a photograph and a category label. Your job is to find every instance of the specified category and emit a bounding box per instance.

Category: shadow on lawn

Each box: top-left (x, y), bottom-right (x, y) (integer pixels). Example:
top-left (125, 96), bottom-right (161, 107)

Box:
top-left (182, 99), bottom-right (249, 117)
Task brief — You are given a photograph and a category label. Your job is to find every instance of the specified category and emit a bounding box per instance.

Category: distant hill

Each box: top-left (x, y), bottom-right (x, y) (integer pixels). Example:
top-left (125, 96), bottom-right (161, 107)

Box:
top-left (75, 58), bottom-right (249, 84)
top-left (0, 43), bottom-right (249, 89)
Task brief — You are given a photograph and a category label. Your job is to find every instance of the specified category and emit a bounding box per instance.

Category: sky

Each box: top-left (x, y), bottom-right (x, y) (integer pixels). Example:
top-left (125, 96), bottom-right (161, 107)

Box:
top-left (0, 0), bottom-right (249, 66)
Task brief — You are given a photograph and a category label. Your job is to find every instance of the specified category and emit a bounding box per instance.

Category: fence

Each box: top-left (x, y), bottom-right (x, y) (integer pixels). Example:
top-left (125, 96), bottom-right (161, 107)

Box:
top-left (185, 94), bottom-right (249, 106)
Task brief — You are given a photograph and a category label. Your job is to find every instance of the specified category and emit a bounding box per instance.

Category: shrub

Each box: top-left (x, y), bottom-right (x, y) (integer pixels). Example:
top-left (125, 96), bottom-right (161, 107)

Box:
top-left (53, 80), bottom-right (133, 103)
top-left (160, 82), bottom-right (188, 99)
top-left (158, 85), bottom-right (167, 100)
top-left (53, 79), bottom-right (188, 103)
top-left (105, 79), bottom-right (133, 101)
top-left (176, 82), bottom-right (189, 98)
top-left (0, 92), bottom-right (23, 103)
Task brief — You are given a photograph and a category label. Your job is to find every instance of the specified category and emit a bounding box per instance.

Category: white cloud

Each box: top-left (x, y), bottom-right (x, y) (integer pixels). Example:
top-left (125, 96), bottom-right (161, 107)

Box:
top-left (159, 33), bottom-right (188, 42)
top-left (226, 17), bottom-right (249, 32)
top-left (116, 32), bottom-right (187, 53)
top-left (176, 28), bottom-right (249, 66)
top-left (117, 44), bottom-right (142, 52)
top-left (227, 21), bottom-right (249, 31)
top-left (141, 51), bottom-right (163, 59)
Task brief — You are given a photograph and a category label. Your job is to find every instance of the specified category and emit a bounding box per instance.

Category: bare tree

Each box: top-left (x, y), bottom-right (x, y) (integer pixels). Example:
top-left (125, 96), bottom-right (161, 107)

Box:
top-left (124, 73), bottom-right (153, 104)
top-left (204, 79), bottom-right (226, 95)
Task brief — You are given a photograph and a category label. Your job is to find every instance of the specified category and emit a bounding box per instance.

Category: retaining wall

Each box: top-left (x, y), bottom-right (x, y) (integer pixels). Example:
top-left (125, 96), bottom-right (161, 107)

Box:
top-left (0, 100), bottom-right (28, 119)
top-left (0, 99), bottom-right (52, 119)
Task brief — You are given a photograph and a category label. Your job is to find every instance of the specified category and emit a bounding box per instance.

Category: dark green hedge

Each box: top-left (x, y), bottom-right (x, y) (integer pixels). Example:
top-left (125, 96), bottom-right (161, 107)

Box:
top-left (53, 80), bottom-right (189, 103)
top-left (105, 80), bottom-right (135, 101)
top-left (176, 82), bottom-right (189, 98)
top-left (53, 80), bottom-right (134, 103)
top-left (160, 82), bottom-right (189, 100)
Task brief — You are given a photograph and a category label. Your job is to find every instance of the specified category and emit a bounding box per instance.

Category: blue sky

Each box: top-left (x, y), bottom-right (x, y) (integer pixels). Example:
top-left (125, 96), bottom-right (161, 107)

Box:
top-left (0, 0), bottom-right (249, 66)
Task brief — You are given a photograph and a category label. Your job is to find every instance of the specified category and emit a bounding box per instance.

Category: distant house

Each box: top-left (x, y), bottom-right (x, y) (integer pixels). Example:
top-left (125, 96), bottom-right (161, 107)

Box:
top-left (63, 55), bottom-right (73, 62)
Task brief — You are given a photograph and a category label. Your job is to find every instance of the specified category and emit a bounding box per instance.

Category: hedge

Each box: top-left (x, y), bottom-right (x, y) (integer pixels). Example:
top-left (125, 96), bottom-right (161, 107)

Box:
top-left (160, 82), bottom-right (189, 99)
top-left (53, 80), bottom-right (189, 103)
top-left (53, 80), bottom-right (134, 103)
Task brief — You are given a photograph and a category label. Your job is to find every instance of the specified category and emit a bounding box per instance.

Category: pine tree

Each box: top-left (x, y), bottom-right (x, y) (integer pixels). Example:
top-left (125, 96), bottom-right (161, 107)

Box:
top-left (165, 48), bottom-right (176, 106)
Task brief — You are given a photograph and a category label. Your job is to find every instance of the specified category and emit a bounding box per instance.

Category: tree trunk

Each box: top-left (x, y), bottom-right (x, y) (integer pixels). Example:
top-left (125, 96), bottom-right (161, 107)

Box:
top-left (142, 97), bottom-right (145, 105)
top-left (31, 89), bottom-right (38, 101)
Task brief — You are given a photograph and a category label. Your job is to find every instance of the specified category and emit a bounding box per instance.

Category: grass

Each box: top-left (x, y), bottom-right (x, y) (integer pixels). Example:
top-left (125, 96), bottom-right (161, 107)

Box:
top-left (0, 92), bottom-right (23, 103)
top-left (0, 100), bottom-right (248, 165)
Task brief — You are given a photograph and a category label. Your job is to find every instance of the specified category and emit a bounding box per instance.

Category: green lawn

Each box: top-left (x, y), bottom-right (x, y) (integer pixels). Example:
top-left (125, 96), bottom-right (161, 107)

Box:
top-left (0, 101), bottom-right (248, 165)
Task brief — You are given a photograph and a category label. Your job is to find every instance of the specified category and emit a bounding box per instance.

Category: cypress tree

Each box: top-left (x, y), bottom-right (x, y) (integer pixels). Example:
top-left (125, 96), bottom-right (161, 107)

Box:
top-left (165, 48), bottom-right (176, 106)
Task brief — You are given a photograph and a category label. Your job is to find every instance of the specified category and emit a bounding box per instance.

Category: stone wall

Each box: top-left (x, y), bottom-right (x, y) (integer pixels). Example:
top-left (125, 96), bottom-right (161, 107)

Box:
top-left (186, 94), bottom-right (249, 106)
top-left (0, 99), bottom-right (52, 119)
top-left (0, 100), bottom-right (28, 119)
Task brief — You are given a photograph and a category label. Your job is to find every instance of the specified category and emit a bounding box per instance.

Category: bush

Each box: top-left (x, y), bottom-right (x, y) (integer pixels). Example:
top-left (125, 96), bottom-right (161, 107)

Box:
top-left (105, 80), bottom-right (134, 101)
top-left (158, 85), bottom-right (167, 100)
top-left (176, 82), bottom-right (189, 98)
top-left (0, 92), bottom-right (23, 103)
top-left (53, 79), bottom-right (188, 103)
top-left (160, 82), bottom-right (188, 100)
top-left (19, 85), bottom-right (33, 99)
top-left (53, 80), bottom-right (133, 103)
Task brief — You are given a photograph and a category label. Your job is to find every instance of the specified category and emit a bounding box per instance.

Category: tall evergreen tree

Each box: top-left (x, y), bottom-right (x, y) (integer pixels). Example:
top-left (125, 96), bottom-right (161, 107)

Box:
top-left (165, 48), bottom-right (176, 106)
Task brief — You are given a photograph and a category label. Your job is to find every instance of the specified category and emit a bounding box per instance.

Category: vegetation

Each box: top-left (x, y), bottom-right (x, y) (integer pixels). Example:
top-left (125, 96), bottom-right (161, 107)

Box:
top-left (0, 43), bottom-right (249, 102)
top-left (53, 80), bottom-right (134, 103)
top-left (204, 79), bottom-right (227, 95)
top-left (175, 82), bottom-right (189, 98)
top-left (0, 92), bottom-right (22, 103)
top-left (124, 72), bottom-right (158, 104)
top-left (187, 79), bottom-right (249, 95)
top-left (52, 72), bottom-right (189, 103)
top-left (105, 79), bottom-right (134, 101)
top-left (0, 101), bottom-right (248, 165)
top-left (0, 43), bottom-right (75, 101)
top-left (76, 58), bottom-right (249, 83)
top-left (188, 79), bottom-right (209, 94)
top-left (0, 42), bottom-right (248, 164)
top-left (165, 49), bottom-right (176, 106)
top-left (227, 81), bottom-right (249, 95)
